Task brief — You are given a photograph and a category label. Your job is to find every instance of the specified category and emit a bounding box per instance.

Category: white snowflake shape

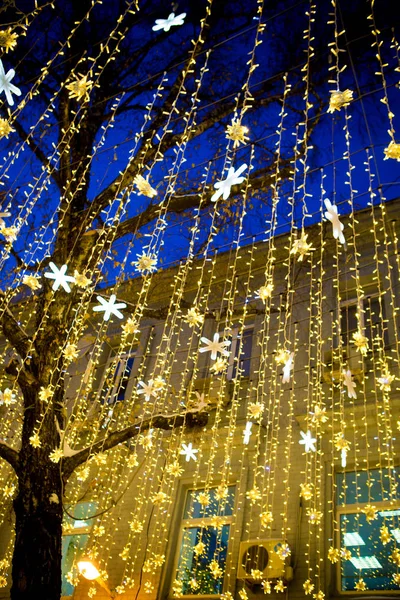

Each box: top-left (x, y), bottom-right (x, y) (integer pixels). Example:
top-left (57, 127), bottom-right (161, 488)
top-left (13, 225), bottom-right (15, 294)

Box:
top-left (189, 391), bottom-right (208, 412)
top-left (282, 352), bottom-right (294, 384)
top-left (342, 369), bottom-right (357, 398)
top-left (44, 262), bottom-right (75, 292)
top-left (211, 163), bottom-right (247, 203)
top-left (0, 59), bottom-right (21, 106)
top-left (152, 12), bottom-right (186, 32)
top-left (324, 199), bottom-right (345, 245)
top-left (93, 294), bottom-right (126, 321)
top-left (243, 421), bottom-right (253, 445)
top-left (199, 332), bottom-right (231, 361)
top-left (180, 442), bottom-right (198, 462)
top-left (299, 430), bottom-right (317, 453)
top-left (137, 380), bottom-right (158, 402)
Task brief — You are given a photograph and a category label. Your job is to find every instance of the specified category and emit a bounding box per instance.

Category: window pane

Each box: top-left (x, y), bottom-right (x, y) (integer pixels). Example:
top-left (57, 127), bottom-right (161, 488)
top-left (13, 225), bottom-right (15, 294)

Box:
top-left (176, 525), bottom-right (230, 595)
top-left (340, 509), bottom-right (400, 591)
top-left (63, 502), bottom-right (97, 531)
top-left (116, 355), bottom-right (135, 402)
top-left (61, 533), bottom-right (88, 596)
top-left (184, 486), bottom-right (235, 519)
top-left (340, 303), bottom-right (358, 347)
top-left (336, 468), bottom-right (399, 505)
top-left (233, 328), bottom-right (253, 378)
top-left (364, 297), bottom-right (387, 346)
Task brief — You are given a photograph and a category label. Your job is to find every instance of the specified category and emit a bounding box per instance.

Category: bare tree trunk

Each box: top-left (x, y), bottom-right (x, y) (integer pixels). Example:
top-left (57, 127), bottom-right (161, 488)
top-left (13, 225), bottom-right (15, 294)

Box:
top-left (11, 460), bottom-right (63, 600)
top-left (10, 382), bottom-right (64, 600)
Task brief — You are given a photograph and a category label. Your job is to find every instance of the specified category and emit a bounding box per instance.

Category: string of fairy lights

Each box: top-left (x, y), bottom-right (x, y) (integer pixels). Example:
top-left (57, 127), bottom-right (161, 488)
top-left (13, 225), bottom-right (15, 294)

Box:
top-left (0, 0), bottom-right (399, 597)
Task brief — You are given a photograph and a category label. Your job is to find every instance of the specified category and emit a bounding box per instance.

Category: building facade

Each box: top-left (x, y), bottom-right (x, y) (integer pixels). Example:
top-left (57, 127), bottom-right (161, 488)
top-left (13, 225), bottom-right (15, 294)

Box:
top-left (0, 198), bottom-right (399, 600)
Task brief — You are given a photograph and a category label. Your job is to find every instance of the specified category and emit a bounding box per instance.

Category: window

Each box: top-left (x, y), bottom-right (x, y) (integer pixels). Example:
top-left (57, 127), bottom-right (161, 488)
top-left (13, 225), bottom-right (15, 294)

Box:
top-left (340, 295), bottom-right (387, 349)
top-left (61, 502), bottom-right (97, 597)
top-left (100, 350), bottom-right (136, 405)
top-left (227, 326), bottom-right (253, 380)
top-left (173, 485), bottom-right (236, 596)
top-left (335, 467), bottom-right (400, 593)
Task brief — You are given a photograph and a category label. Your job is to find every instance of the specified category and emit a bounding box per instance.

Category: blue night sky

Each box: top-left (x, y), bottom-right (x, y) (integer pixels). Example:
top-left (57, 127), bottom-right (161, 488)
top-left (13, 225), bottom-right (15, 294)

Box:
top-left (1, 0), bottom-right (400, 287)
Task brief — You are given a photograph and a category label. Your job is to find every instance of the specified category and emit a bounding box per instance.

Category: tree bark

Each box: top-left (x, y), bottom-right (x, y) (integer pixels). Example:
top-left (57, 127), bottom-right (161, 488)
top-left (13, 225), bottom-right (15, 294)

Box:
top-left (11, 452), bottom-right (63, 600)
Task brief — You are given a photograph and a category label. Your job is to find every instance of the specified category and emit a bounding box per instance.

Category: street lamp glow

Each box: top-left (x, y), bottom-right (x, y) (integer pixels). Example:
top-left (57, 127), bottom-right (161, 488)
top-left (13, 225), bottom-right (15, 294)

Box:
top-left (77, 560), bottom-right (100, 580)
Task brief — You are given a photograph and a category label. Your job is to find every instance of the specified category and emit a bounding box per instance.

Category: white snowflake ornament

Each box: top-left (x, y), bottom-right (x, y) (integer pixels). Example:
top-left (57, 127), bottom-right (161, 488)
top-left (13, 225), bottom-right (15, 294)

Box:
top-left (324, 199), bottom-right (345, 245)
top-left (243, 421), bottom-right (253, 445)
top-left (199, 333), bottom-right (231, 361)
top-left (180, 442), bottom-right (198, 462)
top-left (152, 13), bottom-right (186, 32)
top-left (137, 380), bottom-right (158, 402)
top-left (44, 263), bottom-right (75, 292)
top-left (282, 352), bottom-right (294, 384)
top-left (299, 430), bottom-right (317, 453)
top-left (0, 59), bottom-right (21, 106)
top-left (342, 369), bottom-right (357, 399)
top-left (211, 164), bottom-right (247, 203)
top-left (93, 294), bottom-right (126, 321)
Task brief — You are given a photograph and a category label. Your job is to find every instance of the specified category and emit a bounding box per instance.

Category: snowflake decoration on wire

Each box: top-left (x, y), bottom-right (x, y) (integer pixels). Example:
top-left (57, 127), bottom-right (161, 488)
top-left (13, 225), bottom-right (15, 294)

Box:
top-left (199, 333), bottom-right (231, 360)
top-left (342, 369), bottom-right (357, 398)
top-left (324, 199), bottom-right (345, 245)
top-left (44, 263), bottom-right (75, 292)
top-left (299, 430), bottom-right (317, 453)
top-left (93, 294), bottom-right (126, 321)
top-left (152, 12), bottom-right (186, 32)
top-left (211, 164), bottom-right (247, 203)
top-left (0, 59), bottom-right (21, 106)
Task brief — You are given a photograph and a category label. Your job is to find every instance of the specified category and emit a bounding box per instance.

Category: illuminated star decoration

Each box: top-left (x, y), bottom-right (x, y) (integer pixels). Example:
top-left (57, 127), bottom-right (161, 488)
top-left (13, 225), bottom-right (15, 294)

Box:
top-left (152, 12), bottom-right (186, 32)
top-left (290, 231), bottom-right (314, 261)
top-left (44, 262), bottom-right (75, 292)
top-left (66, 74), bottom-right (92, 103)
top-left (243, 421), bottom-right (253, 445)
top-left (309, 404), bottom-right (328, 425)
top-left (225, 118), bottom-right (249, 147)
top-left (93, 294), bottom-right (126, 321)
top-left (0, 58), bottom-right (21, 106)
top-left (299, 430), bottom-right (317, 453)
top-left (282, 352), bottom-right (294, 384)
top-left (384, 140), bottom-right (400, 161)
top-left (199, 332), bottom-right (231, 361)
top-left (137, 380), bottom-right (158, 402)
top-left (190, 391), bottom-right (208, 412)
top-left (377, 369), bottom-right (395, 391)
top-left (180, 442), bottom-right (198, 462)
top-left (342, 369), bottom-right (357, 399)
top-left (0, 118), bottom-right (14, 139)
top-left (211, 164), bottom-right (248, 203)
top-left (327, 89), bottom-right (353, 113)
top-left (324, 199), bottom-right (345, 245)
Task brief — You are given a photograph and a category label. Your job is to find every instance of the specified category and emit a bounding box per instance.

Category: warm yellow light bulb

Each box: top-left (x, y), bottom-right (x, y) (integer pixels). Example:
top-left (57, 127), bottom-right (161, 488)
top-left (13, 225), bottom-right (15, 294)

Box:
top-left (77, 560), bottom-right (100, 580)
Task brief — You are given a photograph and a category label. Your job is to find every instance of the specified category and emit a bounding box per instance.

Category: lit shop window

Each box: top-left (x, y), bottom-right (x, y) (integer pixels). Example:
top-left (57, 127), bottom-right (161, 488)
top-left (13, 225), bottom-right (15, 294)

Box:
top-left (336, 467), bottom-right (400, 592)
top-left (173, 486), bottom-right (236, 596)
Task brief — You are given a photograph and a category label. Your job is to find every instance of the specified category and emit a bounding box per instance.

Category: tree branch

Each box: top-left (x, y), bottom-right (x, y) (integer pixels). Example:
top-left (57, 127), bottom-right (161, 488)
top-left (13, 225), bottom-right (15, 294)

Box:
top-left (0, 441), bottom-right (19, 473)
top-left (62, 411), bottom-right (206, 478)
top-left (113, 161), bottom-right (294, 240)
top-left (0, 303), bottom-right (32, 359)
top-left (10, 119), bottom-right (62, 190)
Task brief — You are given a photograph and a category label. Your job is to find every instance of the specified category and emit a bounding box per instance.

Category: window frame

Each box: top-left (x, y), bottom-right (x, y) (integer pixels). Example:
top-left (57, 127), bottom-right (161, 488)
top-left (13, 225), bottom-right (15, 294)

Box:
top-left (335, 468), bottom-right (400, 595)
top-left (226, 324), bottom-right (254, 381)
top-left (61, 502), bottom-right (97, 599)
top-left (170, 485), bottom-right (237, 599)
top-left (338, 292), bottom-right (386, 351)
top-left (100, 348), bottom-right (137, 406)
